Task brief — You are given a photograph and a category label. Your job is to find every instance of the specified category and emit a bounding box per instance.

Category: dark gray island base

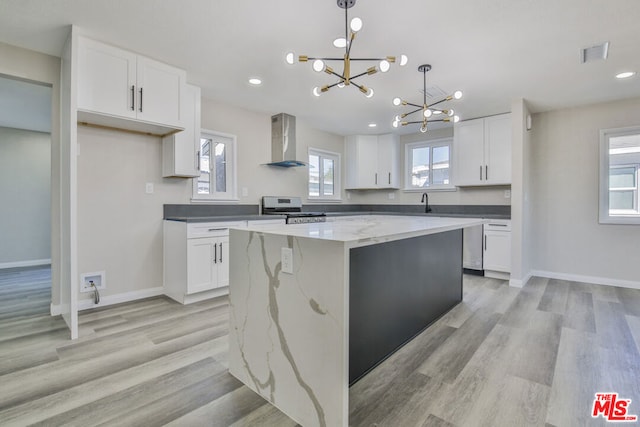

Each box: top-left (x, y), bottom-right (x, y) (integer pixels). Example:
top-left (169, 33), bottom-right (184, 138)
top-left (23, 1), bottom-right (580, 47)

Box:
top-left (349, 229), bottom-right (463, 384)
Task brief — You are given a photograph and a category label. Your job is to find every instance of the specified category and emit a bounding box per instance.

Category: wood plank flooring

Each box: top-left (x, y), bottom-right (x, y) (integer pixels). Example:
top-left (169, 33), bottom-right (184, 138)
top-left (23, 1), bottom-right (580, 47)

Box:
top-left (1, 267), bottom-right (639, 426)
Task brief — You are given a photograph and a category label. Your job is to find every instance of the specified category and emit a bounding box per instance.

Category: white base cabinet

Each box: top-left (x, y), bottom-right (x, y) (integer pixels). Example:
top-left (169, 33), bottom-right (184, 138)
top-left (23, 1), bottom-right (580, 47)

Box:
top-left (345, 134), bottom-right (399, 189)
top-left (483, 220), bottom-right (511, 279)
top-left (164, 221), bottom-right (243, 304)
top-left (454, 113), bottom-right (511, 186)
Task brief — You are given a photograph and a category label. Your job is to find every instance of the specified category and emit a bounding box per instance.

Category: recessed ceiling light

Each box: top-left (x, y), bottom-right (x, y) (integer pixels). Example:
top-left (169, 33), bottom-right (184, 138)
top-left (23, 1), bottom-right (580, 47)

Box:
top-left (248, 77), bottom-right (262, 85)
top-left (368, 123), bottom-right (377, 128)
top-left (616, 71), bottom-right (636, 79)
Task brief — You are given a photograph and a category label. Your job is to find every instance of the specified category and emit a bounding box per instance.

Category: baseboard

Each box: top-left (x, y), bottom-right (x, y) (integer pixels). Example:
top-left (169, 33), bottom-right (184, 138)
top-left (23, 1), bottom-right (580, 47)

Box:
top-left (50, 287), bottom-right (165, 314)
top-left (0, 259), bottom-right (51, 269)
top-left (531, 270), bottom-right (640, 290)
top-left (484, 270), bottom-right (510, 281)
top-left (509, 271), bottom-right (533, 288)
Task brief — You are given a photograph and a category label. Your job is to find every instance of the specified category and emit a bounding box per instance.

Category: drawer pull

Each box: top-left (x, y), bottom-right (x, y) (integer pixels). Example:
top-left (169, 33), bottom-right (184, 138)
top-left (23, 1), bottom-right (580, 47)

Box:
top-left (208, 228), bottom-right (227, 232)
top-left (213, 243), bottom-right (217, 264)
top-left (488, 224), bottom-right (508, 227)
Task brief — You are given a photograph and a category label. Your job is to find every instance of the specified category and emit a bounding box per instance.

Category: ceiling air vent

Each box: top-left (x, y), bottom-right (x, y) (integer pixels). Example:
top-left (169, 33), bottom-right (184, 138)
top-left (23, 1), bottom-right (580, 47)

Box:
top-left (581, 41), bottom-right (609, 63)
top-left (423, 85), bottom-right (448, 99)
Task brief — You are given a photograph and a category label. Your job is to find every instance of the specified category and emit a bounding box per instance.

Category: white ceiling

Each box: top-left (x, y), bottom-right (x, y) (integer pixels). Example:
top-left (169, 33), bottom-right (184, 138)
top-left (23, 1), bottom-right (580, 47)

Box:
top-left (0, 0), bottom-right (639, 136)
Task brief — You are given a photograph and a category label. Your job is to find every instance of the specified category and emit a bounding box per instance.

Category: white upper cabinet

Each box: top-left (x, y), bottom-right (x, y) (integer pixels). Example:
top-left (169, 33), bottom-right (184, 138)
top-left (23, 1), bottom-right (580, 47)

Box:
top-left (346, 134), bottom-right (399, 189)
top-left (162, 83), bottom-right (201, 177)
top-left (77, 36), bottom-right (185, 136)
top-left (453, 113), bottom-right (511, 186)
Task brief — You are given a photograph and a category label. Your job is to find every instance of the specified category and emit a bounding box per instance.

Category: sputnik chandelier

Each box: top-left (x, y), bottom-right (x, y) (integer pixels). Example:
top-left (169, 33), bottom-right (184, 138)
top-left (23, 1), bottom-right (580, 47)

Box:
top-left (392, 64), bottom-right (463, 133)
top-left (285, 0), bottom-right (408, 98)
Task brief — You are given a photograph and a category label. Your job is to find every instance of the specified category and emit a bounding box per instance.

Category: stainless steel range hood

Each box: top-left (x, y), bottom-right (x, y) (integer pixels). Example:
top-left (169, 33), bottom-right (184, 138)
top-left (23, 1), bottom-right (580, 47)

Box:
top-left (266, 113), bottom-right (306, 167)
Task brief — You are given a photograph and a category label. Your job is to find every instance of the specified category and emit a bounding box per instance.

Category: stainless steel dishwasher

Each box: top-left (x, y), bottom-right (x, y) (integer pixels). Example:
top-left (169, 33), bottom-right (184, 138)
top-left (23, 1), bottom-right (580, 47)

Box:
top-left (463, 224), bottom-right (484, 273)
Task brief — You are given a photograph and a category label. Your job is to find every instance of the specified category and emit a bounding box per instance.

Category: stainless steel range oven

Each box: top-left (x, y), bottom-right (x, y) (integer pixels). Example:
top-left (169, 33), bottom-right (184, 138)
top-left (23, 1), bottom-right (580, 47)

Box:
top-left (261, 196), bottom-right (326, 224)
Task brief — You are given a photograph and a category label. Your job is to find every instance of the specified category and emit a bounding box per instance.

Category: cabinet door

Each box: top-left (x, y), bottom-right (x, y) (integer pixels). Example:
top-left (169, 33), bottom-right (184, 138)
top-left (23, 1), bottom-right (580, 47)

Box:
top-left (454, 118), bottom-right (485, 185)
top-left (483, 231), bottom-right (511, 272)
top-left (346, 135), bottom-right (378, 189)
top-left (484, 113), bottom-right (512, 185)
top-left (136, 56), bottom-right (185, 127)
top-left (187, 238), bottom-right (216, 294)
top-left (162, 84), bottom-right (200, 177)
top-left (216, 237), bottom-right (230, 288)
top-left (377, 134), bottom-right (400, 188)
top-left (77, 37), bottom-right (137, 119)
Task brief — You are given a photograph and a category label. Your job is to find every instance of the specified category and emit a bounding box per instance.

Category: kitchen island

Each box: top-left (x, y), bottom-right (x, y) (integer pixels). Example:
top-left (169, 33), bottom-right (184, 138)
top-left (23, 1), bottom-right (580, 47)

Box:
top-left (228, 215), bottom-right (486, 427)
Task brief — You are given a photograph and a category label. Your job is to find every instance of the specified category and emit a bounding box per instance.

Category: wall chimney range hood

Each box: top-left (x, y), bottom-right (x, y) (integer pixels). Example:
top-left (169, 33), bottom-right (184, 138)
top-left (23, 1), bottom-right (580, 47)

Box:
top-left (266, 113), bottom-right (306, 167)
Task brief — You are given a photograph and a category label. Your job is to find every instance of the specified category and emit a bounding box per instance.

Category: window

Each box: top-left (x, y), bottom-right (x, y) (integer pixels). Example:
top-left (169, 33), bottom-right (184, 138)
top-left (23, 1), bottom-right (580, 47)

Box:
top-left (308, 148), bottom-right (340, 200)
top-left (405, 138), bottom-right (454, 190)
top-left (599, 127), bottom-right (640, 224)
top-left (193, 130), bottom-right (237, 201)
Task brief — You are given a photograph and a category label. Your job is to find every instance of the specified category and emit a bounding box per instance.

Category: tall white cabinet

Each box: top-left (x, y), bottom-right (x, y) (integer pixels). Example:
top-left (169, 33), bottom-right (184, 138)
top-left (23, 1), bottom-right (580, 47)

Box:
top-left (454, 113), bottom-right (511, 186)
top-left (345, 134), bottom-right (400, 189)
top-left (76, 36), bottom-right (185, 136)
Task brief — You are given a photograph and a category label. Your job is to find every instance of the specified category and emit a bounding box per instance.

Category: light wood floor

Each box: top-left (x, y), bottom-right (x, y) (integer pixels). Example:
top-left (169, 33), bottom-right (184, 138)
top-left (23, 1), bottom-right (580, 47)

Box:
top-left (1, 267), bottom-right (639, 426)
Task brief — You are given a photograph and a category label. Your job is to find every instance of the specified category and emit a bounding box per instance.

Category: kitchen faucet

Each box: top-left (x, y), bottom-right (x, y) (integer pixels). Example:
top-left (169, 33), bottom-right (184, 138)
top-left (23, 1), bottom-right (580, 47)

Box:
top-left (421, 192), bottom-right (432, 213)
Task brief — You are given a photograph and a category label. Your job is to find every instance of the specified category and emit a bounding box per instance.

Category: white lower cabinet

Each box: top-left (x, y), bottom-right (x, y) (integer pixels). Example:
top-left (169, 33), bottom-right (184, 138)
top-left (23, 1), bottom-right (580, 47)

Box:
top-left (483, 219), bottom-right (511, 279)
top-left (164, 220), bottom-right (243, 304)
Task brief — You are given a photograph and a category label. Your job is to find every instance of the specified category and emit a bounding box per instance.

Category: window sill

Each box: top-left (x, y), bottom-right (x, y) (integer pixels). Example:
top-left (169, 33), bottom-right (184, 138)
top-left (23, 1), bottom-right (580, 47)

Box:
top-left (306, 198), bottom-right (343, 203)
top-left (190, 197), bottom-right (240, 204)
top-left (403, 187), bottom-right (457, 193)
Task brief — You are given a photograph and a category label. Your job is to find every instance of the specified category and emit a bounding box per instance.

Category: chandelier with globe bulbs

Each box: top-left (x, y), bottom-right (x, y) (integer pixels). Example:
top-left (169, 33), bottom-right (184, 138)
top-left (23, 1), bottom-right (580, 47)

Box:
top-left (392, 64), bottom-right (463, 133)
top-left (285, 0), bottom-right (408, 98)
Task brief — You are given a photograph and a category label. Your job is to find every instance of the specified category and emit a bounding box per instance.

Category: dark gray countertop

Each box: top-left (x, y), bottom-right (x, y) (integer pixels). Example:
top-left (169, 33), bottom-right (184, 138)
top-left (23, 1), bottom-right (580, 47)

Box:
top-left (325, 211), bottom-right (511, 220)
top-left (164, 215), bottom-right (286, 223)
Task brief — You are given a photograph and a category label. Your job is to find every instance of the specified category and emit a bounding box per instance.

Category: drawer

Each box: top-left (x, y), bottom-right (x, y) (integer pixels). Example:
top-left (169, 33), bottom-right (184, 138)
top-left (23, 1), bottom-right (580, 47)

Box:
top-left (483, 219), bottom-right (511, 232)
top-left (187, 221), bottom-right (244, 238)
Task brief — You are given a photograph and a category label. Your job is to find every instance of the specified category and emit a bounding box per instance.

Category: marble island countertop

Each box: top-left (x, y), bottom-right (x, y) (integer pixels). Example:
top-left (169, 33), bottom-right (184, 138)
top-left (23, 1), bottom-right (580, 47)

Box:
top-left (237, 214), bottom-right (486, 248)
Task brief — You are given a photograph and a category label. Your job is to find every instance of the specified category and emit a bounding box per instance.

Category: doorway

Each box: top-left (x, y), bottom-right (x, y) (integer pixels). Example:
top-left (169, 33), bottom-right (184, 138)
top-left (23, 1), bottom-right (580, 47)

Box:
top-left (0, 74), bottom-right (53, 317)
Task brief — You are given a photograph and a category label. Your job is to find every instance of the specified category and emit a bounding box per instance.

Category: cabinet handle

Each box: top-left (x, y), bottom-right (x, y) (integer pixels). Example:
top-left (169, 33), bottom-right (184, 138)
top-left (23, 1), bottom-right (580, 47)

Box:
top-left (196, 151), bottom-right (200, 171)
top-left (130, 85), bottom-right (135, 111)
top-left (208, 228), bottom-right (226, 232)
top-left (488, 223), bottom-right (508, 227)
top-left (484, 235), bottom-right (487, 251)
top-left (480, 165), bottom-right (483, 180)
top-left (213, 243), bottom-right (217, 264)
top-left (139, 87), bottom-right (143, 112)
top-left (375, 173), bottom-right (378, 185)
top-left (388, 172), bottom-right (391, 184)
top-left (485, 165), bottom-right (488, 180)
top-left (219, 243), bottom-right (223, 263)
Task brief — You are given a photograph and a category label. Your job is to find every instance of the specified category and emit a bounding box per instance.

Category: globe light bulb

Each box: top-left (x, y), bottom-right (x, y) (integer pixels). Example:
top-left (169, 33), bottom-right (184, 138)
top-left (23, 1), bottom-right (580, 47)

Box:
top-left (365, 87), bottom-right (374, 98)
top-left (423, 109), bottom-right (432, 118)
top-left (312, 59), bottom-right (325, 72)
top-left (312, 87), bottom-right (321, 97)
top-left (392, 120), bottom-right (399, 128)
top-left (394, 115), bottom-right (401, 121)
top-left (333, 38), bottom-right (347, 48)
top-left (454, 90), bottom-right (463, 99)
top-left (285, 52), bottom-right (295, 65)
top-left (379, 60), bottom-right (390, 73)
top-left (392, 97), bottom-right (402, 106)
top-left (453, 115), bottom-right (460, 123)
top-left (399, 55), bottom-right (408, 66)
top-left (350, 17), bottom-right (363, 32)
top-left (338, 81), bottom-right (345, 88)
top-left (448, 109), bottom-right (454, 117)
top-left (420, 124), bottom-right (428, 133)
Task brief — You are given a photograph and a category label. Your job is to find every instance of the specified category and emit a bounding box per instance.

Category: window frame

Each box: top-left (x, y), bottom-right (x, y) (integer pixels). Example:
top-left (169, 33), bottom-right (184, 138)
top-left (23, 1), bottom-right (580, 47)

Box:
top-left (192, 129), bottom-right (238, 202)
top-left (404, 138), bottom-right (456, 191)
top-left (308, 147), bottom-right (341, 202)
top-left (599, 126), bottom-right (640, 224)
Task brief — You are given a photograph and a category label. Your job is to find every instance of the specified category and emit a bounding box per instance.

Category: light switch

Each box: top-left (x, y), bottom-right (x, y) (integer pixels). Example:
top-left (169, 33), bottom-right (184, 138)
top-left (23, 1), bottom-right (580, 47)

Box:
top-left (281, 247), bottom-right (293, 274)
top-left (145, 183), bottom-right (154, 194)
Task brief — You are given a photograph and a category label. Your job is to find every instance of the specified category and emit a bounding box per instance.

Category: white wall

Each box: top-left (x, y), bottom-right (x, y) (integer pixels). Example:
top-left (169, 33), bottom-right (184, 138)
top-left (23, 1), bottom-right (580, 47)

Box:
top-left (75, 99), bottom-right (345, 302)
top-left (347, 127), bottom-right (512, 206)
top-left (0, 127), bottom-right (51, 266)
top-left (0, 41), bottom-right (61, 303)
top-left (530, 96), bottom-right (640, 287)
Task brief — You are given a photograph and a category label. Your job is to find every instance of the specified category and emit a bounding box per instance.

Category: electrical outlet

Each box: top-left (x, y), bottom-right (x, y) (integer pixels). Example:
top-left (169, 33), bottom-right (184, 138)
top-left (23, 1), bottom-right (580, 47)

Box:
top-left (80, 271), bottom-right (106, 293)
top-left (504, 189), bottom-right (511, 199)
top-left (145, 182), bottom-right (154, 194)
top-left (281, 247), bottom-right (293, 274)
top-left (388, 192), bottom-right (395, 200)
